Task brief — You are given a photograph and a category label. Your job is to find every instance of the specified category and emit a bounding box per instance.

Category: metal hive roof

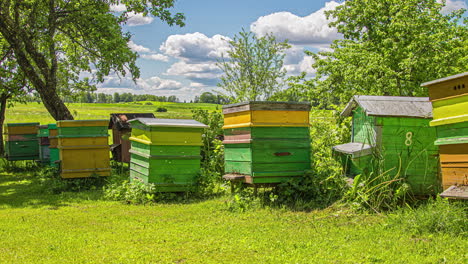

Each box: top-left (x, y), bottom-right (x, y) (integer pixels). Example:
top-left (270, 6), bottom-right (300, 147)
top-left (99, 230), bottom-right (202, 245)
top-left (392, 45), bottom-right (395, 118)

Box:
top-left (128, 118), bottom-right (208, 128)
top-left (341, 95), bottom-right (433, 118)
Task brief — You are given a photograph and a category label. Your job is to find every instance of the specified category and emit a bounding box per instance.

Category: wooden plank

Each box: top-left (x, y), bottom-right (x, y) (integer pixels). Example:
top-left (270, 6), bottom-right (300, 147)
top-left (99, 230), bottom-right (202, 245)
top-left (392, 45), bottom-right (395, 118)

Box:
top-left (222, 174), bottom-right (246, 181)
top-left (440, 185), bottom-right (468, 200)
top-left (222, 101), bottom-right (311, 114)
top-left (440, 167), bottom-right (468, 189)
top-left (425, 74), bottom-right (468, 101)
top-left (439, 143), bottom-right (468, 154)
top-left (440, 153), bottom-right (468, 163)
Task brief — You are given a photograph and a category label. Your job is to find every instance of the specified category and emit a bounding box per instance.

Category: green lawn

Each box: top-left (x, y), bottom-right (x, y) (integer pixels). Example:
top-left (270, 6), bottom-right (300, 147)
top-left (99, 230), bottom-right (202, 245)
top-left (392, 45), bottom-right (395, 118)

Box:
top-left (0, 173), bottom-right (466, 263)
top-left (5, 101), bottom-right (220, 124)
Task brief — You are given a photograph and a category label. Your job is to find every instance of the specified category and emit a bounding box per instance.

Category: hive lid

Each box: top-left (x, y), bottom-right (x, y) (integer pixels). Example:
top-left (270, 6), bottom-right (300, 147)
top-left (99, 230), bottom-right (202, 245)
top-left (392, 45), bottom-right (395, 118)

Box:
top-left (421, 72), bottom-right (468, 87)
top-left (440, 185), bottom-right (468, 200)
top-left (341, 95), bottom-right (432, 118)
top-left (5, 122), bottom-right (40, 127)
top-left (109, 113), bottom-right (155, 130)
top-left (222, 101), bottom-right (311, 114)
top-left (129, 118), bottom-right (208, 128)
top-left (332, 142), bottom-right (373, 158)
top-left (57, 120), bottom-right (108, 127)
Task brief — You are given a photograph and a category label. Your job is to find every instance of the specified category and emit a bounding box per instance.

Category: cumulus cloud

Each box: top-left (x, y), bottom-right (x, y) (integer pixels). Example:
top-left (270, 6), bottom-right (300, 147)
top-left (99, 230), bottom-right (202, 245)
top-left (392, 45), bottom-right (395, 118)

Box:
top-left (127, 12), bottom-right (154, 26)
top-left (141, 54), bottom-right (170, 62)
top-left (437, 0), bottom-right (467, 14)
top-left (160, 32), bottom-right (231, 62)
top-left (110, 4), bottom-right (126, 12)
top-left (165, 61), bottom-right (222, 86)
top-left (128, 40), bottom-right (151, 53)
top-left (250, 1), bottom-right (341, 46)
top-left (98, 74), bottom-right (183, 92)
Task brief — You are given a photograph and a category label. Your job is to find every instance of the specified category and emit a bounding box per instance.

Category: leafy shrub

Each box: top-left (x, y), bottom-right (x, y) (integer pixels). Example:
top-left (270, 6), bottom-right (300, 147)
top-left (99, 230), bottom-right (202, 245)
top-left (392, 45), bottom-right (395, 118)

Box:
top-left (144, 102), bottom-right (153, 105)
top-left (36, 166), bottom-right (106, 194)
top-left (156, 107), bottom-right (167, 112)
top-left (0, 159), bottom-right (42, 174)
top-left (386, 198), bottom-right (467, 236)
top-left (225, 188), bottom-right (262, 213)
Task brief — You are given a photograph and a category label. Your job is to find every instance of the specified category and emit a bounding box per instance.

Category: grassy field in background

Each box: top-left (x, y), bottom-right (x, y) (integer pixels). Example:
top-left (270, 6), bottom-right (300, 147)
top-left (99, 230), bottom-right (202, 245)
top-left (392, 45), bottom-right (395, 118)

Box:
top-left (5, 101), bottom-right (220, 124)
top-left (0, 173), bottom-right (466, 263)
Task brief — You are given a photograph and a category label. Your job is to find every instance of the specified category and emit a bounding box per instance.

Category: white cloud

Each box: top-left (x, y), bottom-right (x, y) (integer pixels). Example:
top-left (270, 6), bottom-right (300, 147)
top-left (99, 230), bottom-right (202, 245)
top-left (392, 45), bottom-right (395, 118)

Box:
top-left (437, 0), bottom-right (467, 14)
top-left (110, 4), bottom-right (126, 12)
top-left (160, 32), bottom-right (231, 62)
top-left (250, 1), bottom-right (341, 46)
top-left (128, 40), bottom-right (151, 53)
top-left (141, 53), bottom-right (170, 62)
top-left (165, 61), bottom-right (221, 86)
top-left (190, 82), bottom-right (207, 88)
top-left (127, 12), bottom-right (154, 26)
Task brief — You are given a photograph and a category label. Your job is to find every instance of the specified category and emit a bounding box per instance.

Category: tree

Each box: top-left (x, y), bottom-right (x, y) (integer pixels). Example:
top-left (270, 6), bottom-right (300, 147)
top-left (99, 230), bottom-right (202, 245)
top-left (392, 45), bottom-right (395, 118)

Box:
top-left (0, 1), bottom-right (184, 120)
top-left (308, 0), bottom-right (468, 107)
top-left (113, 92), bottom-right (121, 103)
top-left (217, 30), bottom-right (290, 102)
top-left (198, 92), bottom-right (217, 104)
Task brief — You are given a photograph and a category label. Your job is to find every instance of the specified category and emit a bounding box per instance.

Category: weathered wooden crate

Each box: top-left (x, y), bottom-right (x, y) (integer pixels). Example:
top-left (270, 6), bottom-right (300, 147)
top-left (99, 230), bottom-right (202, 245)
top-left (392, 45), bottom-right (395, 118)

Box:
top-left (128, 118), bottom-right (207, 192)
top-left (222, 101), bottom-right (312, 185)
top-left (422, 72), bottom-right (468, 195)
top-left (4, 123), bottom-right (39, 161)
top-left (333, 96), bottom-right (440, 195)
top-left (109, 113), bottom-right (155, 163)
top-left (57, 120), bottom-right (110, 178)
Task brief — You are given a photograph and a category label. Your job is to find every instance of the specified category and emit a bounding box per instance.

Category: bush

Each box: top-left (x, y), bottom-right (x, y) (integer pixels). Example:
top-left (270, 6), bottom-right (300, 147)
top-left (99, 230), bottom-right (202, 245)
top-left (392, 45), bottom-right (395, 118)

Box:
top-left (144, 102), bottom-right (153, 105)
top-left (156, 107), bottom-right (167, 112)
top-left (386, 198), bottom-right (467, 236)
top-left (36, 166), bottom-right (106, 194)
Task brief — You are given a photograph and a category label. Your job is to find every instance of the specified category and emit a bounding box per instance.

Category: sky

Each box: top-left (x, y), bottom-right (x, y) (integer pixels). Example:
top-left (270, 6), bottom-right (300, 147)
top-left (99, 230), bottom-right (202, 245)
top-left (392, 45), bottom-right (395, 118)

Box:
top-left (96, 0), bottom-right (468, 102)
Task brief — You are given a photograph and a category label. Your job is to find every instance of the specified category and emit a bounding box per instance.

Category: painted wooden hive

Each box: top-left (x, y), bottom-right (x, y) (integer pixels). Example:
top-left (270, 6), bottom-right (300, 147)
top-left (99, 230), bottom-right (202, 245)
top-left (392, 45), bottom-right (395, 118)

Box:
top-left (333, 96), bottom-right (439, 195)
top-left (56, 120), bottom-right (110, 178)
top-left (222, 101), bottom-right (312, 184)
top-left (128, 118), bottom-right (207, 192)
top-left (48, 123), bottom-right (59, 167)
top-left (4, 122), bottom-right (39, 161)
top-left (37, 125), bottom-right (50, 164)
top-left (108, 113), bottom-right (155, 163)
top-left (421, 72), bottom-right (468, 197)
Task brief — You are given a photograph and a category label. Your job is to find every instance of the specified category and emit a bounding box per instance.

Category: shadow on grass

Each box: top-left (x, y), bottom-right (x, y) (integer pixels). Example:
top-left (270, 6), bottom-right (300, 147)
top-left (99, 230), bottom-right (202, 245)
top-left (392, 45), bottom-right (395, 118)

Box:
top-left (0, 173), bottom-right (104, 209)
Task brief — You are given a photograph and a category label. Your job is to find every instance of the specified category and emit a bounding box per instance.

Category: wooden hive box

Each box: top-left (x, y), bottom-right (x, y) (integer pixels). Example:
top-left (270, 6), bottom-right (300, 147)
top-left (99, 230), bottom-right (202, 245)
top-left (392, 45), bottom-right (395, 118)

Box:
top-left (56, 120), bottom-right (110, 178)
top-left (222, 101), bottom-right (312, 185)
top-left (48, 123), bottom-right (59, 167)
top-left (128, 118), bottom-right (207, 192)
top-left (4, 122), bottom-right (39, 161)
top-left (108, 113), bottom-right (155, 163)
top-left (422, 72), bottom-right (468, 195)
top-left (37, 125), bottom-right (50, 164)
top-left (333, 96), bottom-right (440, 195)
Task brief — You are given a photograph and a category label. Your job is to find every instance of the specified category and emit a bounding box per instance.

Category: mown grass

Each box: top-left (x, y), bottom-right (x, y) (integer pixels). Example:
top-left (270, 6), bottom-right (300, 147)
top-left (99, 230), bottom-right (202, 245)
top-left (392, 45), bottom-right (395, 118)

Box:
top-left (5, 101), bottom-right (220, 124)
top-left (0, 173), bottom-right (467, 263)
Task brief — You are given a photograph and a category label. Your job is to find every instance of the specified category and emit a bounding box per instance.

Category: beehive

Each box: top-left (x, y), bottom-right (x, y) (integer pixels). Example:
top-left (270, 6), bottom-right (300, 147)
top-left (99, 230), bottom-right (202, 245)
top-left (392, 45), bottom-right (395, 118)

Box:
top-left (37, 125), bottom-right (50, 164)
top-left (4, 123), bottom-right (39, 161)
top-left (56, 120), bottom-right (110, 178)
top-left (222, 102), bottom-right (312, 184)
top-left (333, 96), bottom-right (440, 195)
top-left (422, 72), bottom-right (468, 196)
top-left (128, 118), bottom-right (207, 192)
top-left (48, 123), bottom-right (59, 167)
top-left (108, 113), bottom-right (155, 163)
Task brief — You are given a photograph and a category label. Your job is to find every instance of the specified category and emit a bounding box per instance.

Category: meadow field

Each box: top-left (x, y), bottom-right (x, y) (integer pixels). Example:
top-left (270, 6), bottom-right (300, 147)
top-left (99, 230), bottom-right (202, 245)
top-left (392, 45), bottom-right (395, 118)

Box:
top-left (0, 102), bottom-right (466, 263)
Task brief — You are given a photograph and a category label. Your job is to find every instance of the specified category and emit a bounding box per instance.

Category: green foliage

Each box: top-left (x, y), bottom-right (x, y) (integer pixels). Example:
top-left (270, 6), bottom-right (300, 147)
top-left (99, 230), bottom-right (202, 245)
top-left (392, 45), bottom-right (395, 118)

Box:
top-left (387, 198), bottom-right (467, 236)
top-left (225, 188), bottom-right (262, 213)
top-left (192, 109), bottom-right (227, 196)
top-left (308, 0), bottom-right (468, 107)
top-left (156, 107), bottom-right (168, 112)
top-left (36, 166), bottom-right (106, 194)
top-left (0, 159), bottom-right (41, 174)
top-left (217, 30), bottom-right (291, 102)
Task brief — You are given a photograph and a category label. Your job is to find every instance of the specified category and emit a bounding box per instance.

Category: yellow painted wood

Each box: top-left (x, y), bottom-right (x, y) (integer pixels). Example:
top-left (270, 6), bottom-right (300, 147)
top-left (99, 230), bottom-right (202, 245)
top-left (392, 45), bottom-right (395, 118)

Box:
top-left (61, 168), bottom-right (111, 179)
top-left (223, 110), bottom-right (310, 129)
top-left (430, 94), bottom-right (468, 126)
top-left (4, 125), bottom-right (38, 135)
top-left (57, 120), bottom-right (108, 127)
top-left (58, 136), bottom-right (108, 147)
top-left (130, 128), bottom-right (203, 146)
top-left (59, 147), bottom-right (110, 175)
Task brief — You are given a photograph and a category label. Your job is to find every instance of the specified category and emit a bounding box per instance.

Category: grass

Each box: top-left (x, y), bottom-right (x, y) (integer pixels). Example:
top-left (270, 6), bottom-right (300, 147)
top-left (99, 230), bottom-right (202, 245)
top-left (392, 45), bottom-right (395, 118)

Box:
top-left (0, 173), bottom-right (467, 263)
top-left (5, 101), bottom-right (220, 123)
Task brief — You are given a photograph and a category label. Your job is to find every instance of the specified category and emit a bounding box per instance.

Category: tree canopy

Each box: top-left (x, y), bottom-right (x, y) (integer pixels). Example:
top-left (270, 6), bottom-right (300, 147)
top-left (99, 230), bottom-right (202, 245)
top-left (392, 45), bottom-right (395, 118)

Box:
top-left (0, 0), bottom-right (184, 120)
top-left (308, 0), bottom-right (468, 107)
top-left (217, 30), bottom-right (290, 103)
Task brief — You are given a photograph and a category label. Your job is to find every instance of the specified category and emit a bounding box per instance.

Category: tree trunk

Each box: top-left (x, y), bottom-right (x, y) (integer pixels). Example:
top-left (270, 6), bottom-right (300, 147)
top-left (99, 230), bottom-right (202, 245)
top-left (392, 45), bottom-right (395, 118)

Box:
top-left (36, 84), bottom-right (74, 121)
top-left (0, 93), bottom-right (9, 157)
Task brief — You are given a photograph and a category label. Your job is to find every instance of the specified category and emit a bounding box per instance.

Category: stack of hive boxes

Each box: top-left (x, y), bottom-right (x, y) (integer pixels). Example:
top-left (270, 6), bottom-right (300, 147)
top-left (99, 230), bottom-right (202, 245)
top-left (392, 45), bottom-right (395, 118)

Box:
top-left (128, 118), bottom-right (207, 192)
top-left (422, 72), bottom-right (468, 191)
top-left (37, 125), bottom-right (50, 164)
top-left (4, 123), bottom-right (39, 161)
top-left (222, 102), bottom-right (312, 184)
top-left (48, 123), bottom-right (59, 167)
top-left (56, 120), bottom-right (110, 178)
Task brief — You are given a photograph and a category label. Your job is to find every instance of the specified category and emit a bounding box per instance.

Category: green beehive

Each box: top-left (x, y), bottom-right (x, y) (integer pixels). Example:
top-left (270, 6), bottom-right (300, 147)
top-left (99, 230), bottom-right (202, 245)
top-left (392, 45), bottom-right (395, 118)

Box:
top-left (4, 122), bottom-right (40, 161)
top-left (333, 96), bottom-right (440, 195)
top-left (37, 125), bottom-right (50, 164)
top-left (222, 101), bottom-right (312, 185)
top-left (128, 118), bottom-right (208, 192)
top-left (48, 124), bottom-right (59, 167)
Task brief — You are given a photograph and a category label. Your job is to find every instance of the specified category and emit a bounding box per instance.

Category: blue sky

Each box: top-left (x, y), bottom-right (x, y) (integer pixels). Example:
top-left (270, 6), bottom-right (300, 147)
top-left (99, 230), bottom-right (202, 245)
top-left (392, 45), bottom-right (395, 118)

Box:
top-left (97, 0), bottom-right (467, 101)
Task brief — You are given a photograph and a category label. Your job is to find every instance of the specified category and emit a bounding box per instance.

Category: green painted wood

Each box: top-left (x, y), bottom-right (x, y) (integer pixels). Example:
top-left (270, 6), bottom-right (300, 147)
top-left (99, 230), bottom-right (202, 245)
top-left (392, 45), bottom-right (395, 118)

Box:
top-left (434, 121), bottom-right (468, 145)
top-left (130, 170), bottom-right (193, 192)
top-left (5, 140), bottom-right (39, 161)
top-left (57, 126), bottom-right (108, 138)
top-left (4, 134), bottom-right (38, 141)
top-left (5, 122), bottom-right (39, 127)
top-left (130, 141), bottom-right (201, 157)
top-left (352, 107), bottom-right (376, 145)
top-left (247, 175), bottom-right (303, 184)
top-left (225, 161), bottom-right (310, 176)
top-left (223, 127), bottom-right (310, 139)
top-left (49, 148), bottom-right (59, 167)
